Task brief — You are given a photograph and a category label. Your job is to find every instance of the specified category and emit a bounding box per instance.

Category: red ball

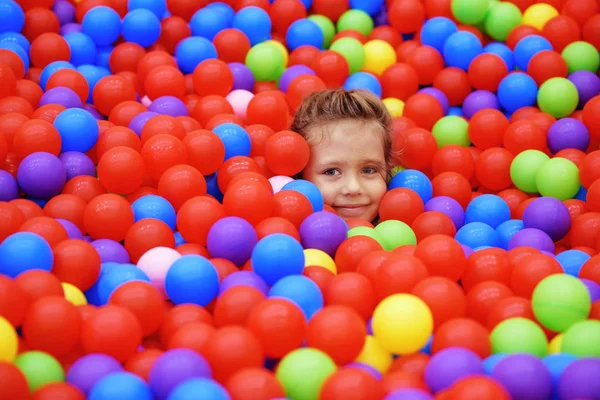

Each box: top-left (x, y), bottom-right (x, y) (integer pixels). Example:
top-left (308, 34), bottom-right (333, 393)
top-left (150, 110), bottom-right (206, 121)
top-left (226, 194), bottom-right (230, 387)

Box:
top-left (583, 14), bottom-right (600, 52)
top-left (270, 0), bottom-right (306, 33)
top-left (52, 240), bottom-right (101, 292)
top-left (474, 147), bottom-right (514, 191)
top-left (287, 74), bottom-right (327, 111)
top-left (448, 376), bottom-right (511, 400)
top-left (380, 63), bottom-right (420, 100)
top-left (324, 272), bottom-right (377, 321)
top-left (487, 296), bottom-right (535, 330)
top-left (264, 130), bottom-right (309, 176)
top-left (272, 189), bottom-right (313, 228)
top-left (542, 16), bottom-right (581, 52)
top-left (468, 53), bottom-right (508, 92)
top-left (32, 383), bottom-right (85, 400)
top-left (395, 128), bottom-right (438, 170)
top-left (310, 50), bottom-right (350, 89)
top-left (388, 0), bottom-right (425, 33)
top-left (0, 362), bottom-right (30, 400)
top-left (29, 33), bottom-right (69, 68)
top-left (247, 91), bottom-right (290, 132)
top-left (510, 253), bottom-right (562, 298)
top-left (92, 75), bottom-right (137, 116)
top-left (414, 234), bottom-right (467, 281)
top-left (379, 188), bottom-right (425, 224)
top-left (411, 211), bottom-right (457, 241)
top-left (312, 0), bottom-right (348, 21)
top-left (375, 255), bottom-right (430, 299)
top-left (466, 282), bottom-right (514, 324)
top-left (431, 318), bottom-right (491, 358)
top-left (125, 348), bottom-right (163, 382)
top-left (403, 93), bottom-right (444, 130)
top-left (193, 59), bottom-right (234, 97)
top-left (159, 303), bottom-right (213, 345)
top-left (432, 144), bottom-right (475, 179)
top-left (527, 50), bottom-right (568, 86)
top-left (334, 236), bottom-right (383, 274)
top-left (320, 368), bottom-right (383, 400)
top-left (406, 46), bottom-right (445, 85)
top-left (468, 109), bottom-right (509, 150)
top-left (109, 281), bottom-right (167, 337)
top-left (225, 368), bottom-right (285, 400)
top-left (433, 67), bottom-right (471, 106)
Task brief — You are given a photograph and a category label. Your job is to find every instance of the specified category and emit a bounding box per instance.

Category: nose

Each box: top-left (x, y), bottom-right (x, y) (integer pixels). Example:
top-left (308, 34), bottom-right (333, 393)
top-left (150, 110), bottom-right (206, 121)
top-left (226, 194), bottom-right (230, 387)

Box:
top-left (341, 173), bottom-right (362, 195)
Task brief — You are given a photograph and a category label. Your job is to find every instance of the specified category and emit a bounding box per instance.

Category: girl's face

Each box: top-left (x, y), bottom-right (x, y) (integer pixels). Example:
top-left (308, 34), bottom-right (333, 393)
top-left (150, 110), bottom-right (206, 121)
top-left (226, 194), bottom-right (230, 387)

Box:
top-left (302, 120), bottom-right (388, 222)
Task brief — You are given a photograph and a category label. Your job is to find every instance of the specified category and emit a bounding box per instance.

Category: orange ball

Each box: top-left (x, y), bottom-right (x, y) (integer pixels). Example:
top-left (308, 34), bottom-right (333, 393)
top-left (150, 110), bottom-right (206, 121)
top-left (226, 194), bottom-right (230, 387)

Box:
top-left (431, 318), bottom-right (491, 358)
top-left (23, 7), bottom-right (59, 41)
top-left (0, 112), bottom-right (28, 150)
top-left (396, 127), bottom-right (438, 170)
top-left (213, 286), bottom-right (265, 328)
top-left (32, 104), bottom-right (65, 123)
top-left (191, 95), bottom-right (233, 126)
top-left (486, 295), bottom-right (535, 330)
top-left (255, 217), bottom-right (300, 241)
top-left (107, 100), bottom-right (147, 127)
top-left (98, 146), bottom-right (146, 195)
top-left (0, 53), bottom-right (23, 81)
top-left (182, 129), bottom-right (225, 175)
top-left (527, 50), bottom-right (568, 86)
top-left (468, 109), bottom-right (509, 150)
top-left (213, 28), bottom-right (252, 64)
top-left (388, 0), bottom-right (425, 34)
top-left (432, 67), bottom-right (471, 106)
top-left (29, 33), bottom-right (70, 68)
top-left (263, 130), bottom-right (309, 176)
top-left (0, 361), bottom-right (32, 400)
top-left (375, 255), bottom-right (430, 299)
top-left (432, 144), bottom-right (475, 178)
top-left (95, 126), bottom-right (141, 159)
top-left (157, 164), bottom-right (207, 211)
top-left (124, 348), bottom-right (163, 381)
top-left (432, 171), bottom-right (473, 209)
top-left (62, 175), bottom-right (107, 203)
top-left (447, 376), bottom-right (511, 400)
top-left (92, 75), bottom-right (137, 116)
top-left (0, 274), bottom-right (29, 327)
top-left (141, 134), bottom-right (188, 180)
top-left (217, 156), bottom-right (263, 192)
top-left (124, 219), bottom-right (175, 263)
top-left (0, 202), bottom-right (26, 243)
top-left (380, 63), bottom-right (420, 100)
top-left (51, 239), bottom-right (101, 291)
top-left (0, 96), bottom-right (34, 117)
top-left (84, 194), bottom-right (134, 241)
top-left (406, 46), bottom-right (444, 85)
top-left (287, 75), bottom-right (327, 112)
top-left (167, 322), bottom-right (214, 355)
top-left (272, 189), bottom-right (313, 228)
top-left (177, 196), bottom-right (226, 246)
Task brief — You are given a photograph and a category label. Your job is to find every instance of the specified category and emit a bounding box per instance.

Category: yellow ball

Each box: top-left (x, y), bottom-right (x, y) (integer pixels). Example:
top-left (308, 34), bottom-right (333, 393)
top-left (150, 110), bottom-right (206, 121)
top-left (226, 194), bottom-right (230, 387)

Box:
top-left (383, 98), bottom-right (404, 117)
top-left (372, 294), bottom-right (433, 355)
top-left (363, 40), bottom-right (397, 75)
top-left (266, 40), bottom-right (289, 67)
top-left (62, 282), bottom-right (88, 306)
top-left (548, 333), bottom-right (564, 354)
top-left (522, 3), bottom-right (558, 30)
top-left (390, 165), bottom-right (405, 178)
top-left (355, 335), bottom-right (393, 373)
top-left (304, 249), bottom-right (337, 275)
top-left (0, 316), bottom-right (18, 362)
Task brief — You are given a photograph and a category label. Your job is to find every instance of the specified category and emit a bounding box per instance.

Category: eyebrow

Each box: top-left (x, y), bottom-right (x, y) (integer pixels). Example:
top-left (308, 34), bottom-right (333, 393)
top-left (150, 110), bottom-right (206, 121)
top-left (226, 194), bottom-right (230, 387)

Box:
top-left (314, 158), bottom-right (386, 168)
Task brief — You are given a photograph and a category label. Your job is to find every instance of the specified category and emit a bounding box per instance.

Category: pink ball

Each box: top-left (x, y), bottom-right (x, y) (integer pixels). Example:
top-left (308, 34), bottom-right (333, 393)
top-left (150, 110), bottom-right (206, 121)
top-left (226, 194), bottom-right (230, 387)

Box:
top-left (137, 246), bottom-right (181, 298)
top-left (269, 175), bottom-right (294, 193)
top-left (141, 95), bottom-right (152, 107)
top-left (226, 89), bottom-right (254, 121)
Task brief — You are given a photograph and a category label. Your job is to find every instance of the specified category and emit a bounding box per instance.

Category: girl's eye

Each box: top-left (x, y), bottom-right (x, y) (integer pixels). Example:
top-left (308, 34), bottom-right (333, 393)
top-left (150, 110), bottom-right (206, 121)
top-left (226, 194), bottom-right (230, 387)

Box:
top-left (363, 167), bottom-right (377, 174)
top-left (323, 169), bottom-right (339, 176)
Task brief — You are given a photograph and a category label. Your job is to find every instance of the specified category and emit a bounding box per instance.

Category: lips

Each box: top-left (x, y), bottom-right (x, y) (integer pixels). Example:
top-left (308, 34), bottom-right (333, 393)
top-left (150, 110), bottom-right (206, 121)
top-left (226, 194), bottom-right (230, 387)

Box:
top-left (334, 204), bottom-right (369, 218)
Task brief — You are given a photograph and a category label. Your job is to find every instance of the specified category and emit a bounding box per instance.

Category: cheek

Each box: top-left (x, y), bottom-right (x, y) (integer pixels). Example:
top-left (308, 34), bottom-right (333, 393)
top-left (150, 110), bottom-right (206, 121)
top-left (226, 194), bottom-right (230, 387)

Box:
top-left (368, 178), bottom-right (388, 202)
top-left (305, 175), bottom-right (338, 205)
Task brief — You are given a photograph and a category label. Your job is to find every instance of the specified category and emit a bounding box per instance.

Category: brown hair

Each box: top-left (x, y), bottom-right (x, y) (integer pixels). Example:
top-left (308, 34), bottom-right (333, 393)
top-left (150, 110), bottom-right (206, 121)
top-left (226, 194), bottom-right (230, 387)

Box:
top-left (291, 89), bottom-right (394, 178)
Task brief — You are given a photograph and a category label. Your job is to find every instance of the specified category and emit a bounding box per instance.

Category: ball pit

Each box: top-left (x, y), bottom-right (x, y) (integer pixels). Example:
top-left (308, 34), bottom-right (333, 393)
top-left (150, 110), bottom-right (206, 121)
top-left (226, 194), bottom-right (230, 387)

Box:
top-left (0, 0), bottom-right (600, 399)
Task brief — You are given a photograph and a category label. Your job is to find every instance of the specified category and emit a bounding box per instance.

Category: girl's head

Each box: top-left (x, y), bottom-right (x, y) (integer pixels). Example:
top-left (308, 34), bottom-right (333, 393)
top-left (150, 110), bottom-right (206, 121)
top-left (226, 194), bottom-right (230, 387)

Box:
top-left (291, 89), bottom-right (393, 222)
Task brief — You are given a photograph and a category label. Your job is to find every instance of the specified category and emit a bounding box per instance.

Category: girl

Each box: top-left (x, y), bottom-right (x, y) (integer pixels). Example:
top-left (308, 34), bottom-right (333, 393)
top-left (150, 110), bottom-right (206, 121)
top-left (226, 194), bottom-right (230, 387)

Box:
top-left (291, 89), bottom-right (394, 223)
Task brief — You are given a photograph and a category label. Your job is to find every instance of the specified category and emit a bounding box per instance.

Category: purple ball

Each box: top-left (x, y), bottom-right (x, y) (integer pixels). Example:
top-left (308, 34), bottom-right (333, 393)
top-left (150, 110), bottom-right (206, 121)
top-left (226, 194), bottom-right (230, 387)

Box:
top-left (60, 22), bottom-right (82, 35)
top-left (83, 104), bottom-right (105, 120)
top-left (345, 362), bottom-right (382, 380)
top-left (425, 196), bottom-right (465, 230)
top-left (580, 278), bottom-right (600, 302)
top-left (492, 354), bottom-right (552, 400)
top-left (57, 218), bottom-right (84, 239)
top-left (522, 197), bottom-right (571, 241)
top-left (383, 389), bottom-right (434, 400)
top-left (0, 170), bottom-right (19, 201)
top-left (148, 96), bottom-right (188, 117)
top-left (66, 353), bottom-right (123, 395)
top-left (508, 228), bottom-right (555, 253)
top-left (424, 347), bottom-right (484, 393)
top-left (149, 349), bottom-right (212, 400)
top-left (462, 90), bottom-right (500, 119)
top-left (547, 118), bottom-right (590, 153)
top-left (207, 216), bottom-right (258, 266)
top-left (53, 0), bottom-right (75, 25)
top-left (129, 111), bottom-right (159, 136)
top-left (299, 211), bottom-right (348, 256)
top-left (374, 2), bottom-right (388, 26)
top-left (568, 70), bottom-right (600, 109)
top-left (418, 87), bottom-right (450, 115)
top-left (461, 244), bottom-right (474, 258)
top-left (92, 239), bottom-right (131, 264)
top-left (39, 87), bottom-right (83, 109)
top-left (17, 152), bottom-right (66, 199)
top-left (229, 62), bottom-right (255, 92)
top-left (59, 151), bottom-right (96, 180)
top-left (558, 358), bottom-right (600, 400)
top-left (279, 65), bottom-right (316, 93)
top-left (218, 270), bottom-right (269, 295)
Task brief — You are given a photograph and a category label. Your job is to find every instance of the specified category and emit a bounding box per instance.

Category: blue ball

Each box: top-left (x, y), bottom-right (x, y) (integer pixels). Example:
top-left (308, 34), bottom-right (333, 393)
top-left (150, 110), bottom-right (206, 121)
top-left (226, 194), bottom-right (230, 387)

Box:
top-left (165, 255), bottom-right (220, 306)
top-left (495, 219), bottom-right (525, 250)
top-left (89, 372), bottom-right (153, 400)
top-left (132, 195), bottom-right (177, 231)
top-left (555, 250), bottom-right (591, 277)
top-left (0, 232), bottom-right (53, 278)
top-left (122, 9), bottom-right (161, 48)
top-left (128, 0), bottom-right (167, 19)
top-left (175, 37), bottom-right (218, 74)
top-left (343, 72), bottom-right (382, 97)
top-left (40, 61), bottom-right (76, 91)
top-left (483, 42), bottom-right (515, 71)
top-left (543, 354), bottom-right (577, 392)
top-left (269, 275), bottom-right (324, 319)
top-left (443, 31), bottom-right (482, 71)
top-left (455, 222), bottom-right (501, 249)
top-left (576, 185), bottom-right (587, 201)
top-left (349, 0), bottom-right (384, 16)
top-left (212, 123), bottom-right (252, 160)
top-left (420, 17), bottom-right (458, 53)
top-left (77, 64), bottom-right (110, 102)
top-left (85, 262), bottom-right (119, 306)
top-left (95, 46), bottom-right (113, 69)
top-left (483, 354), bottom-right (507, 375)
top-left (281, 179), bottom-right (325, 212)
top-left (286, 19), bottom-right (324, 51)
top-left (420, 334), bottom-right (433, 355)
top-left (82, 6), bottom-right (121, 47)
top-left (299, 0), bottom-right (312, 8)
top-left (514, 35), bottom-right (553, 71)
top-left (497, 72), bottom-right (538, 113)
top-left (205, 2), bottom-right (235, 26)
top-left (232, 6), bottom-right (272, 46)
top-left (97, 264), bottom-right (150, 304)
top-left (205, 173), bottom-right (224, 202)
top-left (448, 106), bottom-right (464, 116)
top-left (64, 32), bottom-right (97, 66)
top-left (0, 32), bottom-right (30, 53)
top-left (166, 379), bottom-right (230, 400)
top-left (174, 231), bottom-right (186, 246)
top-left (0, 42), bottom-right (28, 74)
top-left (389, 169), bottom-right (433, 203)
top-left (465, 194), bottom-right (511, 229)
top-left (190, 7), bottom-right (231, 40)
top-left (251, 233), bottom-right (305, 286)
top-left (54, 108), bottom-right (99, 153)
top-left (0, 0), bottom-right (25, 34)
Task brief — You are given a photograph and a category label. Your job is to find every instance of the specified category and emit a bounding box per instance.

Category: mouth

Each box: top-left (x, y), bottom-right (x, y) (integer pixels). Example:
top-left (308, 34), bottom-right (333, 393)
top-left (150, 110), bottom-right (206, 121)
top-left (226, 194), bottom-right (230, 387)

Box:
top-left (333, 204), bottom-right (370, 217)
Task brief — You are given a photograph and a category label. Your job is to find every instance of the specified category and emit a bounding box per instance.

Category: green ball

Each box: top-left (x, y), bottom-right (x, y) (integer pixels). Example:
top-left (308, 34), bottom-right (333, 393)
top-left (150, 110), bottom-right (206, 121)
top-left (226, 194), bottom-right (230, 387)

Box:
top-left (537, 77), bottom-right (579, 118)
top-left (483, 2), bottom-right (522, 41)
top-left (14, 351), bottom-right (65, 392)
top-left (276, 348), bottom-right (337, 400)
top-left (374, 220), bottom-right (417, 251)
top-left (561, 320), bottom-right (600, 357)
top-left (532, 274), bottom-right (592, 333)
top-left (452, 0), bottom-right (491, 25)
top-left (245, 42), bottom-right (285, 82)
top-left (432, 116), bottom-right (471, 148)
top-left (337, 9), bottom-right (374, 37)
top-left (510, 150), bottom-right (550, 193)
top-left (490, 317), bottom-right (548, 358)
top-left (308, 15), bottom-right (336, 49)
top-left (330, 37), bottom-right (366, 74)
top-left (348, 226), bottom-right (385, 247)
top-left (561, 41), bottom-right (600, 74)
top-left (535, 157), bottom-right (580, 200)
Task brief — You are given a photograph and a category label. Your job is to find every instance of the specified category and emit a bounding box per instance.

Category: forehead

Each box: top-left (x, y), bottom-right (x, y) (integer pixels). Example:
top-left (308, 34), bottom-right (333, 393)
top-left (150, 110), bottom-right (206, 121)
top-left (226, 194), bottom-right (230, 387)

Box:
top-left (307, 120), bottom-right (386, 163)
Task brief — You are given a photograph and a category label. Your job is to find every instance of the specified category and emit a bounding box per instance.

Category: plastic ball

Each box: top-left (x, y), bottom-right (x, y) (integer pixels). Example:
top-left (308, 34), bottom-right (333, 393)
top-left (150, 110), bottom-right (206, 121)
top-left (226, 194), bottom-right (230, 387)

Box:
top-left (547, 117), bottom-right (589, 153)
top-left (269, 274), bottom-right (323, 318)
top-left (329, 37), bottom-right (365, 75)
top-left (451, 0), bottom-right (489, 25)
top-left (562, 41), bottom-right (600, 74)
top-left (535, 157), bottom-right (580, 200)
top-left (167, 378), bottom-right (230, 400)
top-left (558, 358), bottom-right (600, 400)
top-left (81, 6), bottom-right (121, 47)
top-left (17, 152), bottom-right (66, 199)
top-left (337, 9), bottom-right (373, 36)
top-left (522, 197), bottom-right (571, 241)
top-left (233, 6), bottom-right (271, 46)
top-left (0, 232), bottom-right (53, 278)
top-left (537, 77), bottom-right (579, 118)
top-left (362, 39), bottom-right (396, 75)
top-left (419, 17), bottom-right (457, 53)
top-left (497, 72), bottom-right (538, 113)
top-left (207, 216), bottom-right (257, 267)
top-left (276, 348), bottom-right (337, 400)
top-left (174, 37), bottom-right (218, 75)
top-left (443, 31), bottom-right (482, 71)
top-left (561, 320), bottom-right (600, 357)
top-left (424, 347), bottom-right (484, 393)
top-left (509, 149), bottom-right (549, 193)
top-left (165, 255), bottom-right (219, 306)
top-left (431, 115), bottom-right (470, 148)
top-left (0, 316), bottom-right (17, 362)
top-left (492, 354), bottom-right (552, 400)
top-left (65, 354), bottom-right (123, 396)
top-left (286, 18), bottom-right (324, 51)
top-left (484, 2), bottom-right (522, 41)
top-left (88, 372), bottom-right (152, 400)
top-left (490, 317), bottom-right (548, 357)
top-left (522, 3), bottom-right (558, 30)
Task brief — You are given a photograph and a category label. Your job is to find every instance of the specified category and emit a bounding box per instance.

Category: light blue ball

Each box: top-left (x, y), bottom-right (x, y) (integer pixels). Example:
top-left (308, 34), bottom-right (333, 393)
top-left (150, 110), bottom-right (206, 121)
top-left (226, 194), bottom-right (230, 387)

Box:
top-left (281, 179), bottom-right (325, 212)
top-left (166, 379), bottom-right (230, 400)
top-left (175, 37), bottom-right (218, 74)
top-left (0, 232), bottom-right (53, 278)
top-left (97, 264), bottom-right (150, 304)
top-left (64, 32), bottom-right (97, 67)
top-left (465, 194), bottom-right (511, 229)
top-left (212, 123), bottom-right (252, 160)
top-left (514, 34), bottom-right (553, 71)
top-left (420, 17), bottom-right (458, 53)
top-left (497, 72), bottom-right (538, 113)
top-left (132, 195), bottom-right (177, 231)
top-left (455, 222), bottom-right (501, 249)
top-left (165, 255), bottom-right (219, 306)
top-left (389, 169), bottom-right (433, 203)
top-left (269, 275), bottom-right (324, 319)
top-left (232, 6), bottom-right (272, 46)
top-left (54, 108), bottom-right (100, 153)
top-left (89, 373), bottom-right (153, 400)
top-left (122, 9), bottom-right (162, 48)
top-left (82, 6), bottom-right (121, 47)
top-left (190, 7), bottom-right (231, 40)
top-left (343, 72), bottom-right (382, 97)
top-left (251, 234), bottom-right (305, 286)
top-left (286, 18), bottom-right (324, 51)
top-left (443, 31), bottom-right (482, 71)
top-left (555, 249), bottom-right (591, 276)
top-left (496, 219), bottom-right (525, 250)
